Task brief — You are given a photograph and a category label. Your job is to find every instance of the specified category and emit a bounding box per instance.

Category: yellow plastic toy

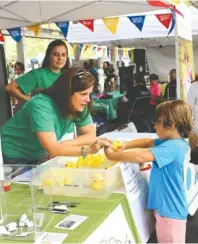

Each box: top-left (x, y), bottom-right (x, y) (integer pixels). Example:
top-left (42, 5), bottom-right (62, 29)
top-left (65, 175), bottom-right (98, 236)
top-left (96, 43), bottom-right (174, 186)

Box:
top-left (91, 174), bottom-right (104, 190)
top-left (57, 180), bottom-right (64, 187)
top-left (91, 180), bottom-right (104, 190)
top-left (64, 178), bottom-right (71, 185)
top-left (67, 154), bottom-right (106, 169)
top-left (43, 178), bottom-right (53, 186)
top-left (112, 140), bottom-right (122, 151)
top-left (105, 164), bottom-right (111, 169)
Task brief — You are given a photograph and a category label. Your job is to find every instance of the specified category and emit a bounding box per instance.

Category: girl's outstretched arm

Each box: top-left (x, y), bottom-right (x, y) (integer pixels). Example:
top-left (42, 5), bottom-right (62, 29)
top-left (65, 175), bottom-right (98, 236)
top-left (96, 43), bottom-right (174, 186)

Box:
top-left (124, 138), bottom-right (155, 150)
top-left (104, 147), bottom-right (155, 164)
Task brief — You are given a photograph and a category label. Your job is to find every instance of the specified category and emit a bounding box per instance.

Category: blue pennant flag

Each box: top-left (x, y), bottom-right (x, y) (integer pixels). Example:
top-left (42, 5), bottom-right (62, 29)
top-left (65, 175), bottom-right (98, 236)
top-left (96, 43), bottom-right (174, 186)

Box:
top-left (79, 44), bottom-right (83, 53)
top-left (128, 15), bottom-right (145, 31)
top-left (168, 10), bottom-right (176, 36)
top-left (8, 28), bottom-right (22, 42)
top-left (92, 46), bottom-right (97, 54)
top-left (56, 22), bottom-right (69, 39)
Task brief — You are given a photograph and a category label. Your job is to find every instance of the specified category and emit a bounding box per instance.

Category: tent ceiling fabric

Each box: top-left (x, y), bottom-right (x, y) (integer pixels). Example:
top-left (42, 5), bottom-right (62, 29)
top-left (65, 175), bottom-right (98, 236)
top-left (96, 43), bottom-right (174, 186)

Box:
top-left (66, 6), bottom-right (198, 47)
top-left (0, 0), bottom-right (168, 29)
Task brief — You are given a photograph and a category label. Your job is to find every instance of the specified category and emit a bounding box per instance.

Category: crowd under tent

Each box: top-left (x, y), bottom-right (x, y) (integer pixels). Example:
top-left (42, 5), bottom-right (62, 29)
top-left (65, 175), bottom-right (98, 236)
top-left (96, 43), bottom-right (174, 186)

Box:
top-left (0, 0), bottom-right (178, 126)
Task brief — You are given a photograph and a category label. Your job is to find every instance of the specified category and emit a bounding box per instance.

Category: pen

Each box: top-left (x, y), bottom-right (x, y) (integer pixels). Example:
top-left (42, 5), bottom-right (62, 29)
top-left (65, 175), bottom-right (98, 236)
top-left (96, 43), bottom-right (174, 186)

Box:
top-left (51, 201), bottom-right (80, 205)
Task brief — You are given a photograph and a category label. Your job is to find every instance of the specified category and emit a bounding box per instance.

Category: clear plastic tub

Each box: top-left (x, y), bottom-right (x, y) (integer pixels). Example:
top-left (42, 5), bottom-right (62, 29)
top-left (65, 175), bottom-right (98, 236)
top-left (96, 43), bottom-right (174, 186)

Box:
top-left (41, 156), bottom-right (123, 199)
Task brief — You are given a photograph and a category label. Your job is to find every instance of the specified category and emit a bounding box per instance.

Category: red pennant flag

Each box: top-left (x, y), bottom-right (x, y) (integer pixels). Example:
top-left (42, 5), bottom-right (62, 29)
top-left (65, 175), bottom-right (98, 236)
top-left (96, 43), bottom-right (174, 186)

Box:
top-left (155, 13), bottom-right (172, 29)
top-left (0, 30), bottom-right (5, 42)
top-left (79, 19), bottom-right (94, 32)
top-left (147, 0), bottom-right (183, 17)
top-left (84, 45), bottom-right (89, 53)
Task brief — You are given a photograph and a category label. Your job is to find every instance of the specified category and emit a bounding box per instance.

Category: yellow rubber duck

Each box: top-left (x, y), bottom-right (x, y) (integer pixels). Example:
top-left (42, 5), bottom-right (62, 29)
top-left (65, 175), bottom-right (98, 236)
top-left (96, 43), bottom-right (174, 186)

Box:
top-left (57, 180), bottom-right (64, 187)
top-left (64, 178), bottom-right (71, 185)
top-left (43, 178), bottom-right (53, 186)
top-left (91, 174), bottom-right (104, 190)
top-left (91, 180), bottom-right (104, 190)
top-left (112, 140), bottom-right (122, 151)
top-left (105, 164), bottom-right (111, 169)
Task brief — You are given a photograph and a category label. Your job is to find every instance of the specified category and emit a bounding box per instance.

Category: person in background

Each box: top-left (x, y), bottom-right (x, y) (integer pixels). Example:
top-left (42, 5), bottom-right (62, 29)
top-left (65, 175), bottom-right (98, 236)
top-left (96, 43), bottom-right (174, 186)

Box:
top-left (89, 59), bottom-right (99, 93)
top-left (14, 62), bottom-right (25, 78)
top-left (5, 39), bottom-right (70, 102)
top-left (187, 74), bottom-right (198, 171)
top-left (1, 68), bottom-right (111, 165)
top-left (118, 73), bottom-right (150, 122)
top-left (7, 62), bottom-right (15, 80)
top-left (149, 73), bottom-right (161, 106)
top-left (98, 61), bottom-right (105, 93)
top-left (122, 73), bottom-right (150, 105)
top-left (83, 61), bottom-right (89, 70)
top-left (10, 62), bottom-right (25, 113)
top-left (164, 69), bottom-right (177, 100)
top-left (105, 100), bottom-right (196, 244)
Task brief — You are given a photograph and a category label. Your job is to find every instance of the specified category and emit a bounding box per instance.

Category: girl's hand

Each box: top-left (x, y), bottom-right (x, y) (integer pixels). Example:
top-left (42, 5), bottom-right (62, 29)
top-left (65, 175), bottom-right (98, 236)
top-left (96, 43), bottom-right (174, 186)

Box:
top-left (87, 137), bottom-right (112, 155)
top-left (104, 146), bottom-right (115, 160)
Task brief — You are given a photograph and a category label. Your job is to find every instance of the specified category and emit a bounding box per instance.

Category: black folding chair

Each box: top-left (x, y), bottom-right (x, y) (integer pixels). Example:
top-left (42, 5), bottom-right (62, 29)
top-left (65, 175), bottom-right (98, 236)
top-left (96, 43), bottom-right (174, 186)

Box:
top-left (127, 96), bottom-right (153, 132)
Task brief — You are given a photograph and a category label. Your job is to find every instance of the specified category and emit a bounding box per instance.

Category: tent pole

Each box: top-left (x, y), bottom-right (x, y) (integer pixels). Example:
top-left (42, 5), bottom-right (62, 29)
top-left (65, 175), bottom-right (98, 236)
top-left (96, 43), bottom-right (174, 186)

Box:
top-left (175, 12), bottom-right (181, 100)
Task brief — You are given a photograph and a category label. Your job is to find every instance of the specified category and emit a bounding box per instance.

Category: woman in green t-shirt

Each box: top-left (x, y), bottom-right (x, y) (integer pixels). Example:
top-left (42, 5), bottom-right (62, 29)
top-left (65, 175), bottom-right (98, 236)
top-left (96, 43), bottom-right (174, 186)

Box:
top-left (5, 39), bottom-right (70, 102)
top-left (1, 68), bottom-right (111, 165)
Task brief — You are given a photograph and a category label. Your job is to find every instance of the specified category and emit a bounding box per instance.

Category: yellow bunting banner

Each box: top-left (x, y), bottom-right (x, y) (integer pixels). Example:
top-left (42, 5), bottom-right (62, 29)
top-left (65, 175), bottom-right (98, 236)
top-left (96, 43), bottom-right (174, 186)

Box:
top-left (81, 45), bottom-right (93, 59)
top-left (27, 24), bottom-right (41, 36)
top-left (65, 41), bottom-right (74, 58)
top-left (72, 43), bottom-right (78, 54)
top-left (102, 17), bottom-right (119, 34)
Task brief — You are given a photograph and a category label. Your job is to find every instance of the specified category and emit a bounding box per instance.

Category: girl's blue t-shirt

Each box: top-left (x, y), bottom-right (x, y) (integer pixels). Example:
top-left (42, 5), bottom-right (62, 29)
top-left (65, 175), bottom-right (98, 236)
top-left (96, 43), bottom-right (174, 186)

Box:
top-left (148, 138), bottom-right (188, 220)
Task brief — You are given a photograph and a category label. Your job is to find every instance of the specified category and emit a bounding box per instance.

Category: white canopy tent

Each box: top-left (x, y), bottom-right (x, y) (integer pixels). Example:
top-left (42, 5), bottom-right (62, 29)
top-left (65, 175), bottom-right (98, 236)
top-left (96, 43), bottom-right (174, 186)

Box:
top-left (0, 0), bottom-right (171, 30)
top-left (65, 6), bottom-right (198, 78)
top-left (66, 6), bottom-right (198, 47)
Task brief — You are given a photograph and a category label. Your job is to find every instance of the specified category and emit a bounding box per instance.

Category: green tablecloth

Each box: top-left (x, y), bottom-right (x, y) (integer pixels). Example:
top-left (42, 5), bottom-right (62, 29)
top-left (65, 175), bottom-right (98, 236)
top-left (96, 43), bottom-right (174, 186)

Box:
top-left (0, 184), bottom-right (141, 243)
top-left (92, 91), bottom-right (124, 120)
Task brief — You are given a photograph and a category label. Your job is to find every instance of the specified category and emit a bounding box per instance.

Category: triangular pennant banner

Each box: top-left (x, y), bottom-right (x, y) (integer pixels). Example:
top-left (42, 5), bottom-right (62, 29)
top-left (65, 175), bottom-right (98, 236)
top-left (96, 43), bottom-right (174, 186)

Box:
top-left (79, 44), bottom-right (83, 53)
top-left (83, 45), bottom-right (89, 54)
top-left (97, 47), bottom-right (102, 52)
top-left (79, 19), bottom-right (94, 32)
top-left (8, 28), bottom-right (22, 42)
top-left (102, 17), bottom-right (119, 34)
top-left (27, 24), bottom-right (40, 36)
top-left (168, 10), bottom-right (176, 35)
top-left (155, 13), bottom-right (172, 29)
top-left (56, 22), bottom-right (69, 39)
top-left (146, 0), bottom-right (183, 17)
top-left (92, 46), bottom-right (97, 54)
top-left (71, 43), bottom-right (78, 53)
top-left (0, 30), bottom-right (5, 42)
top-left (128, 15), bottom-right (145, 31)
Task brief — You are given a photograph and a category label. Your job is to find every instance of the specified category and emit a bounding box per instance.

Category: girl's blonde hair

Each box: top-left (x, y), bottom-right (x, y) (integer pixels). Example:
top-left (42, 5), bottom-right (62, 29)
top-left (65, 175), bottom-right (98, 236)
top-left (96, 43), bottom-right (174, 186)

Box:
top-left (155, 100), bottom-right (198, 150)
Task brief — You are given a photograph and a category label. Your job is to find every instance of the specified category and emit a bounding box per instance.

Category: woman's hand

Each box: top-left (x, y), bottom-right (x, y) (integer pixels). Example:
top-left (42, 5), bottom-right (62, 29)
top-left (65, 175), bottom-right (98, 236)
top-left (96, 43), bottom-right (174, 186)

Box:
top-left (86, 137), bottom-right (112, 155)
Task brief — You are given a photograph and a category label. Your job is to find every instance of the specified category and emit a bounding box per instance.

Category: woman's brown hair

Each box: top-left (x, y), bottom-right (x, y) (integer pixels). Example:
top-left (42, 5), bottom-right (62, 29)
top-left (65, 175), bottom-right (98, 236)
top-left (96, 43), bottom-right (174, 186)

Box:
top-left (43, 68), bottom-right (95, 118)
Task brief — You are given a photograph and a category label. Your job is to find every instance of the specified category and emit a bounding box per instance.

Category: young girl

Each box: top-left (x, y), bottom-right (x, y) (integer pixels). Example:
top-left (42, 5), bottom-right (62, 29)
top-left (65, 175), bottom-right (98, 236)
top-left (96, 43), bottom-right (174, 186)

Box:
top-left (105, 100), bottom-right (194, 243)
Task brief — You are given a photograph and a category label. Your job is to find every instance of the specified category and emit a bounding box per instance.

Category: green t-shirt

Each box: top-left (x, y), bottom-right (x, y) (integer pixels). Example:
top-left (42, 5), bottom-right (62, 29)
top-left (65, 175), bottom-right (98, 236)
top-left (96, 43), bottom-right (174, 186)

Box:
top-left (15, 68), bottom-right (61, 95)
top-left (1, 94), bottom-right (93, 160)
